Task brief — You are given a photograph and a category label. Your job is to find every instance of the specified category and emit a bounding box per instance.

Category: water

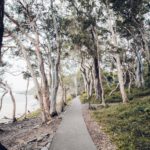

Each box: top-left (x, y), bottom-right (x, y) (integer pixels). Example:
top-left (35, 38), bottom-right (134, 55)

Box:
top-left (0, 93), bottom-right (40, 120)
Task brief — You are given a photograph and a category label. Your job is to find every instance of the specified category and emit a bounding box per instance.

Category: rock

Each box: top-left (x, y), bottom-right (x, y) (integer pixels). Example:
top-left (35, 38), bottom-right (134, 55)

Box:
top-left (46, 142), bottom-right (51, 148)
top-left (47, 134), bottom-right (53, 143)
top-left (46, 121), bottom-right (52, 125)
top-left (33, 125), bottom-right (40, 129)
top-left (41, 147), bottom-right (48, 150)
top-left (16, 139), bottom-right (26, 144)
top-left (26, 143), bottom-right (33, 150)
top-left (37, 133), bottom-right (49, 142)
top-left (27, 138), bottom-right (37, 143)
top-left (58, 116), bottom-right (62, 120)
top-left (38, 141), bottom-right (48, 147)
top-left (0, 128), bottom-right (4, 133)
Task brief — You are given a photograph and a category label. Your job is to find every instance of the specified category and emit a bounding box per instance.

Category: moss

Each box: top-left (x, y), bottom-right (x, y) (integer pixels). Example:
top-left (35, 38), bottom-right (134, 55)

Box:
top-left (18, 109), bottom-right (41, 121)
top-left (92, 96), bottom-right (150, 150)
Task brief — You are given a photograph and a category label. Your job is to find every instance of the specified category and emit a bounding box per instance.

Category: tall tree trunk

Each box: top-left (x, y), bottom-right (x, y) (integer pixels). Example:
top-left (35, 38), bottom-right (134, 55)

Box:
top-left (0, 0), bottom-right (4, 64)
top-left (50, 0), bottom-right (61, 117)
top-left (115, 54), bottom-right (128, 103)
top-left (0, 81), bottom-right (17, 121)
top-left (81, 72), bottom-right (88, 93)
top-left (50, 63), bottom-right (59, 116)
top-left (99, 66), bottom-right (105, 105)
top-left (34, 30), bottom-right (51, 120)
top-left (89, 71), bottom-right (94, 97)
top-left (0, 91), bottom-right (7, 111)
top-left (93, 56), bottom-right (102, 100)
top-left (91, 26), bottom-right (102, 101)
top-left (64, 87), bottom-right (67, 105)
top-left (8, 88), bottom-right (16, 122)
top-left (106, 3), bottom-right (128, 103)
top-left (13, 34), bottom-right (47, 122)
top-left (24, 78), bottom-right (30, 119)
top-left (59, 75), bottom-right (65, 112)
top-left (135, 50), bottom-right (145, 88)
top-left (74, 74), bottom-right (78, 97)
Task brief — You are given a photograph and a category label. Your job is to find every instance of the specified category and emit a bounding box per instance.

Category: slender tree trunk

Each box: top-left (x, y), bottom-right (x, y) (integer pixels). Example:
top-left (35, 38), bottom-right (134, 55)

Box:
top-left (106, 3), bottom-right (128, 103)
top-left (135, 50), bottom-right (145, 88)
top-left (64, 88), bottom-right (67, 105)
top-left (93, 56), bottom-right (102, 100)
top-left (59, 75), bottom-right (65, 112)
top-left (50, 64), bottom-right (59, 116)
top-left (13, 34), bottom-right (47, 122)
top-left (115, 54), bottom-right (128, 103)
top-left (91, 26), bottom-right (103, 101)
top-left (81, 72), bottom-right (88, 93)
top-left (99, 66), bottom-right (105, 105)
top-left (50, 0), bottom-right (61, 117)
top-left (0, 0), bottom-right (4, 64)
top-left (89, 72), bottom-right (94, 97)
top-left (0, 91), bottom-right (7, 111)
top-left (74, 74), bottom-right (78, 97)
top-left (24, 78), bottom-right (30, 119)
top-left (35, 30), bottom-right (51, 120)
top-left (128, 73), bottom-right (132, 94)
top-left (8, 88), bottom-right (16, 122)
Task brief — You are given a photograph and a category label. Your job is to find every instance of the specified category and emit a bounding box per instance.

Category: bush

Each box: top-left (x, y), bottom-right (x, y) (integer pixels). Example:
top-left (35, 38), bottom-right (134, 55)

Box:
top-left (92, 96), bottom-right (150, 150)
top-left (66, 95), bottom-right (73, 104)
top-left (80, 92), bottom-right (101, 104)
top-left (80, 92), bottom-right (89, 104)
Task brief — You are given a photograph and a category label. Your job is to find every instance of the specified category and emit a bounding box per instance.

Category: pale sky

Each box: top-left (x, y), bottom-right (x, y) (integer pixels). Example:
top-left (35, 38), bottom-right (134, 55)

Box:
top-left (2, 53), bottom-right (34, 92)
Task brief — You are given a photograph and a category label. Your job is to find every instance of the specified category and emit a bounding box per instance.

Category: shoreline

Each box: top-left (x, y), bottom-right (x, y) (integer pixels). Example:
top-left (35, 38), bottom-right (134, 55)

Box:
top-left (0, 93), bottom-right (39, 123)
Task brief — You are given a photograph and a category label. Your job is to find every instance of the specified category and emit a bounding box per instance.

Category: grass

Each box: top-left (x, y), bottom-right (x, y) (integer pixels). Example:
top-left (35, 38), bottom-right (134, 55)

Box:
top-left (25, 109), bottom-right (41, 118)
top-left (80, 87), bottom-right (150, 104)
top-left (80, 92), bottom-right (101, 104)
top-left (92, 96), bottom-right (150, 150)
top-left (18, 109), bottom-right (41, 121)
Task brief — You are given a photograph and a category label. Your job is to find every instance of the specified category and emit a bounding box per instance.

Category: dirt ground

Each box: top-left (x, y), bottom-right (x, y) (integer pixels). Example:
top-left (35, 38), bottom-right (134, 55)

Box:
top-left (0, 116), bottom-right (61, 150)
top-left (82, 104), bottom-right (116, 150)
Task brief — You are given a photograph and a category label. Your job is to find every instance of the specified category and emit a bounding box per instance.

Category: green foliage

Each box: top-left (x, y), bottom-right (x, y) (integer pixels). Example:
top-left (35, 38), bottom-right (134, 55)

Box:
top-left (66, 95), bottom-right (73, 104)
top-left (80, 84), bottom-right (150, 104)
top-left (80, 92), bottom-right (88, 104)
top-left (128, 88), bottom-right (150, 100)
top-left (25, 109), bottom-right (41, 119)
top-left (18, 109), bottom-right (41, 121)
top-left (80, 92), bottom-right (101, 104)
top-left (92, 96), bottom-right (150, 150)
top-left (105, 92), bottom-right (122, 103)
top-left (144, 64), bottom-right (150, 88)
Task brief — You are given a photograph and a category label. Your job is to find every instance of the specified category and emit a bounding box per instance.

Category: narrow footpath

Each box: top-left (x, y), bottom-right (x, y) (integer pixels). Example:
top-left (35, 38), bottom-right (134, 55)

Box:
top-left (50, 97), bottom-right (97, 150)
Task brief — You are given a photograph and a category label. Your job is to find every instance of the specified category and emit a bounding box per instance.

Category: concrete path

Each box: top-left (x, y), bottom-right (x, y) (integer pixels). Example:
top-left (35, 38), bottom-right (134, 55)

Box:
top-left (50, 97), bottom-right (97, 150)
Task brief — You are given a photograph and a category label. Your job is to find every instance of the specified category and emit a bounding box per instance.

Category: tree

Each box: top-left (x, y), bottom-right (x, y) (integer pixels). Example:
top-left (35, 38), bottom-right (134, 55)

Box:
top-left (106, 0), bottom-right (150, 87)
top-left (67, 0), bottom-right (104, 102)
top-left (0, 80), bottom-right (17, 122)
top-left (0, 0), bottom-right (4, 64)
top-left (22, 71), bottom-right (31, 119)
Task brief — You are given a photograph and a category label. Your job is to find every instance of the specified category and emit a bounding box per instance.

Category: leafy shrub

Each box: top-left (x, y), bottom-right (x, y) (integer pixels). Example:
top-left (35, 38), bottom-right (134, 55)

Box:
top-left (80, 92), bottom-right (101, 104)
top-left (92, 96), bottom-right (150, 150)
top-left (80, 92), bottom-right (89, 104)
top-left (66, 95), bottom-right (73, 104)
